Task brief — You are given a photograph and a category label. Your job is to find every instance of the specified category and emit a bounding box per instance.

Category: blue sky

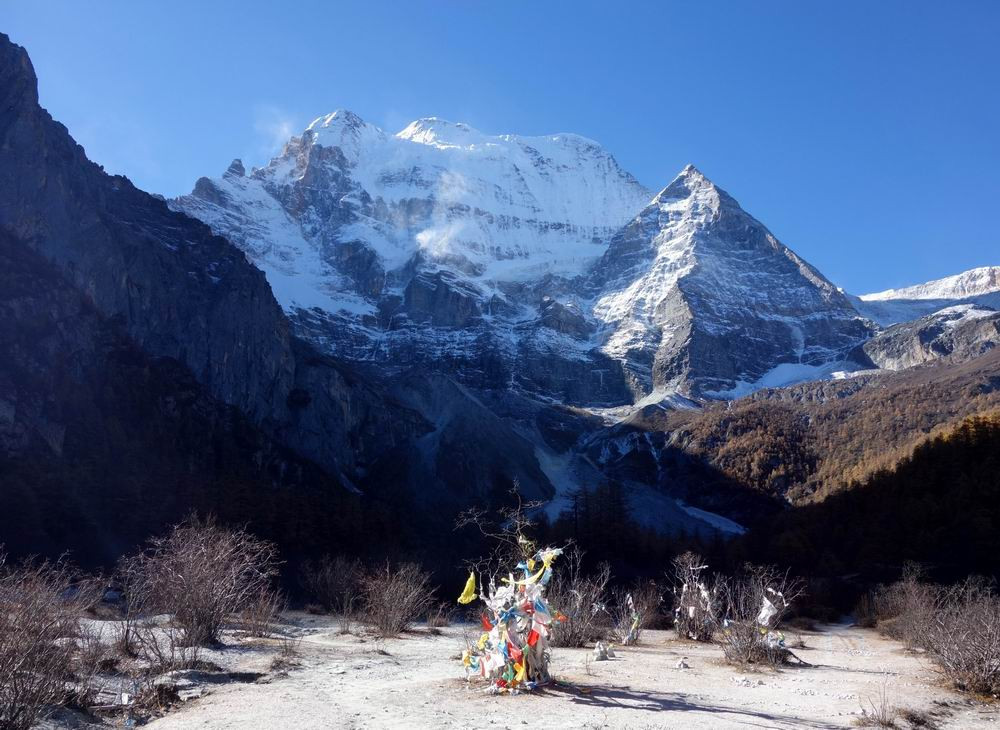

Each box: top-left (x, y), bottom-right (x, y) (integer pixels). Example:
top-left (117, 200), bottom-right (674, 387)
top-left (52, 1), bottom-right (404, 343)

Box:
top-left (4, 1), bottom-right (998, 293)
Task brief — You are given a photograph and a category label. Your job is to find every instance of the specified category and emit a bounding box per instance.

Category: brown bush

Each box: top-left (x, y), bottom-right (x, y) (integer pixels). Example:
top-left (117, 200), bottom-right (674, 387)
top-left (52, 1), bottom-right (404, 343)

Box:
top-left (854, 590), bottom-right (879, 629)
top-left (361, 562), bottom-right (435, 637)
top-left (547, 548), bottom-right (610, 648)
top-left (874, 564), bottom-right (937, 649)
top-left (0, 556), bottom-right (82, 730)
top-left (924, 578), bottom-right (1000, 696)
top-left (716, 564), bottom-right (805, 667)
top-left (426, 602), bottom-right (454, 629)
top-left (135, 515), bottom-right (280, 646)
top-left (300, 555), bottom-right (362, 618)
top-left (239, 586), bottom-right (286, 637)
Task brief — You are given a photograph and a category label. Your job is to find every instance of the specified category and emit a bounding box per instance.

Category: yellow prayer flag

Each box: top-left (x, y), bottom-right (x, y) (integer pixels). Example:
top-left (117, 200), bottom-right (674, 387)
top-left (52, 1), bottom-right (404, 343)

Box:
top-left (457, 571), bottom-right (477, 604)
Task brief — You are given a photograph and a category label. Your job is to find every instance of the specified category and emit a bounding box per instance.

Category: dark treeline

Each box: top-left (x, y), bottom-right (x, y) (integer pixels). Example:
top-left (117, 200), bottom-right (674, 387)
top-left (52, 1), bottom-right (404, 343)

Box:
top-left (738, 413), bottom-right (1000, 600)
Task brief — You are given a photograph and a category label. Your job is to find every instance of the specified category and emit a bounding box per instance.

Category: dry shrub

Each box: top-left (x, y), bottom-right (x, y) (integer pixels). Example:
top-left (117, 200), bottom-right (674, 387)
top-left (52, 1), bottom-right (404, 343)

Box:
top-left (716, 564), bottom-right (805, 667)
top-left (361, 562), bottom-right (435, 637)
top-left (269, 636), bottom-right (302, 673)
top-left (854, 681), bottom-right (898, 727)
top-left (924, 578), bottom-right (1000, 696)
top-left (0, 555), bottom-right (82, 730)
top-left (131, 622), bottom-right (202, 674)
top-left (875, 564), bottom-right (936, 649)
top-left (547, 548), bottom-right (610, 648)
top-left (608, 581), bottom-right (662, 646)
top-left (877, 570), bottom-right (1000, 696)
top-left (855, 590), bottom-right (879, 629)
top-left (671, 552), bottom-right (719, 642)
top-left (897, 707), bottom-right (940, 729)
top-left (300, 555), bottom-right (363, 617)
top-left (426, 602), bottom-right (454, 629)
top-left (67, 622), bottom-right (118, 710)
top-left (238, 586), bottom-right (285, 637)
top-left (135, 515), bottom-right (280, 646)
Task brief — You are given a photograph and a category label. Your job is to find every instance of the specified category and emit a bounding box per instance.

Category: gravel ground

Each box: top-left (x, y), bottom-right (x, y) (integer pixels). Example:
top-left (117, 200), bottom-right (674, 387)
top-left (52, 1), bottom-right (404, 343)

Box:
top-left (130, 613), bottom-right (1000, 729)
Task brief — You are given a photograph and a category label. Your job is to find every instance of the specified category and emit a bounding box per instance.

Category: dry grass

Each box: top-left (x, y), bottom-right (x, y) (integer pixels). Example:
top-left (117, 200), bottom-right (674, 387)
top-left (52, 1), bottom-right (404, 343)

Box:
top-left (854, 681), bottom-right (898, 727)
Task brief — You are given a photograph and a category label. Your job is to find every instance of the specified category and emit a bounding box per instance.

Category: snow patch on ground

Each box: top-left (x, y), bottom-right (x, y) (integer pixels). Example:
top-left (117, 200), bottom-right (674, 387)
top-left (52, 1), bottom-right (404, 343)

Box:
top-left (677, 502), bottom-right (747, 535)
top-left (705, 360), bottom-right (862, 399)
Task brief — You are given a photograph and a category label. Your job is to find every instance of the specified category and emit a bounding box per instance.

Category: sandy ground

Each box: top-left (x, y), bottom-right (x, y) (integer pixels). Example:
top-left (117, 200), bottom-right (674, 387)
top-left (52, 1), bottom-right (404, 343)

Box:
top-left (125, 613), bottom-right (998, 729)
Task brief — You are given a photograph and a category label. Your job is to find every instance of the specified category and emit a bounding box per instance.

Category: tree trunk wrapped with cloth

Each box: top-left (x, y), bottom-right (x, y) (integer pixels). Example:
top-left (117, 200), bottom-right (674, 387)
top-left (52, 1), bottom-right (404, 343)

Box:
top-left (459, 547), bottom-right (563, 693)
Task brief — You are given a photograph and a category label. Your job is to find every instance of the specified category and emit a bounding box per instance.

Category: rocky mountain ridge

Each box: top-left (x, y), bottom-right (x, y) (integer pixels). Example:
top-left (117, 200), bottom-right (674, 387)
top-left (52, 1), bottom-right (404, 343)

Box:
top-left (173, 115), bottom-right (884, 404)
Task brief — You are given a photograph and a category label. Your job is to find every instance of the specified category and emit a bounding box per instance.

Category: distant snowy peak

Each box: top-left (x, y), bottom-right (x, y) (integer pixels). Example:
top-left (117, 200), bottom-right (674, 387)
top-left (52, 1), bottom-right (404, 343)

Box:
top-left (176, 108), bottom-right (653, 294)
top-left (861, 266), bottom-right (1000, 302)
top-left (854, 266), bottom-right (1000, 326)
top-left (303, 109), bottom-right (387, 161)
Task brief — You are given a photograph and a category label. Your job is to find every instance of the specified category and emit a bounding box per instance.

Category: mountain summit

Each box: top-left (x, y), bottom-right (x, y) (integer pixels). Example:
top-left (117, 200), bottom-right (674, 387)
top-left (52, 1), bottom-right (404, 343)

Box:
top-left (590, 166), bottom-right (871, 397)
top-left (173, 116), bottom-right (874, 404)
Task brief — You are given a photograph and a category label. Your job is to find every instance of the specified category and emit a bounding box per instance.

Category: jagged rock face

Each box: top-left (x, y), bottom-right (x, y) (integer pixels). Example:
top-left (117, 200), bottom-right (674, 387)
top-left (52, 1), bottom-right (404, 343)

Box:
top-left (172, 111), bottom-right (652, 406)
top-left (0, 228), bottom-right (359, 563)
top-left (589, 166), bottom-right (873, 398)
top-left (0, 34), bottom-right (424, 485)
top-left (174, 116), bottom-right (875, 404)
top-left (864, 304), bottom-right (1000, 370)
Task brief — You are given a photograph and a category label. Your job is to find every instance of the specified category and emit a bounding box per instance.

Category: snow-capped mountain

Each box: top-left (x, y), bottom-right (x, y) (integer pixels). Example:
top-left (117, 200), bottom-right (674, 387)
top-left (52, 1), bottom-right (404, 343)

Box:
top-left (175, 110), bottom-right (650, 312)
top-left (853, 266), bottom-right (1000, 326)
top-left (173, 112), bottom-right (877, 404)
top-left (588, 165), bottom-right (871, 398)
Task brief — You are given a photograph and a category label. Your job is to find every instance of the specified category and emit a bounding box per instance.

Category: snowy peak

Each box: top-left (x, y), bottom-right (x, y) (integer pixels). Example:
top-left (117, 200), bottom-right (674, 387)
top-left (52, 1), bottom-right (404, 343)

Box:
top-left (175, 127), bottom-right (877, 406)
top-left (653, 164), bottom-right (716, 200)
top-left (853, 266), bottom-right (1000, 326)
top-left (176, 109), bottom-right (652, 288)
top-left (303, 109), bottom-right (387, 160)
top-left (861, 266), bottom-right (1000, 302)
top-left (395, 117), bottom-right (490, 148)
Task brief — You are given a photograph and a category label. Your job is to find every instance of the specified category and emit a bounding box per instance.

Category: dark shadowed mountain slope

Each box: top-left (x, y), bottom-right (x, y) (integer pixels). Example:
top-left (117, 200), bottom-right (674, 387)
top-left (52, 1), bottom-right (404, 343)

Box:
top-left (0, 229), bottom-right (366, 566)
top-left (0, 32), bottom-right (424, 488)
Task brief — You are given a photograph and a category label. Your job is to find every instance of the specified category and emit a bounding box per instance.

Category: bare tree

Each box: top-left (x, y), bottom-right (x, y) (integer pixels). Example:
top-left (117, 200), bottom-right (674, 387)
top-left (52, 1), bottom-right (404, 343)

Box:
top-left (715, 564), bottom-right (806, 667)
top-left (361, 562), bottom-right (435, 638)
top-left (135, 515), bottom-right (281, 646)
top-left (455, 487), bottom-right (544, 592)
top-left (547, 548), bottom-right (611, 648)
top-left (0, 555), bottom-right (81, 730)
top-left (671, 552), bottom-right (719, 642)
